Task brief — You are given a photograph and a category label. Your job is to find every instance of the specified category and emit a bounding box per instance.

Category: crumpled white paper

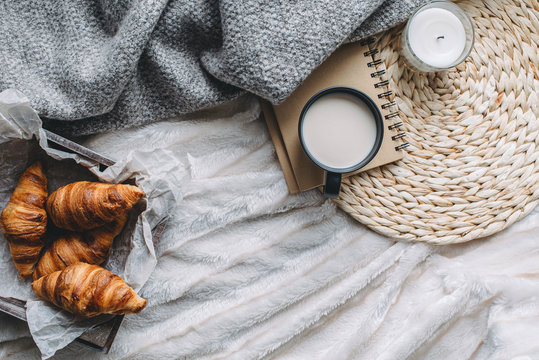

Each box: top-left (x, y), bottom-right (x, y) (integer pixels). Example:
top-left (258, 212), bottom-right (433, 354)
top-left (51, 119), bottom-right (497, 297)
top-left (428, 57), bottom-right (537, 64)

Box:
top-left (0, 89), bottom-right (176, 358)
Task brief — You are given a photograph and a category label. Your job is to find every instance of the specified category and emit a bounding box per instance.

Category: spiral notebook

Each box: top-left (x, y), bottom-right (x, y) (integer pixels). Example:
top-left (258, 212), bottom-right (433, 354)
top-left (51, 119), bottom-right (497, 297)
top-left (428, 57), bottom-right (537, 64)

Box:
top-left (261, 38), bottom-right (408, 194)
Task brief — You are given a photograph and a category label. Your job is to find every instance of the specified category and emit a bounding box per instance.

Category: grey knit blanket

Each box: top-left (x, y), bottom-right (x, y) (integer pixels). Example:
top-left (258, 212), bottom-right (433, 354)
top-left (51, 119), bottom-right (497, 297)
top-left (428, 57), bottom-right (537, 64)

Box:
top-left (0, 0), bottom-right (427, 136)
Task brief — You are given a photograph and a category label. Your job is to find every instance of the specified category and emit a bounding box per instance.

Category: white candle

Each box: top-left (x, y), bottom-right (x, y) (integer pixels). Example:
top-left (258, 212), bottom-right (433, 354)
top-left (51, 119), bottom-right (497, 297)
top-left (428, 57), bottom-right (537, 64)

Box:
top-left (408, 8), bottom-right (466, 68)
top-left (401, 1), bottom-right (474, 72)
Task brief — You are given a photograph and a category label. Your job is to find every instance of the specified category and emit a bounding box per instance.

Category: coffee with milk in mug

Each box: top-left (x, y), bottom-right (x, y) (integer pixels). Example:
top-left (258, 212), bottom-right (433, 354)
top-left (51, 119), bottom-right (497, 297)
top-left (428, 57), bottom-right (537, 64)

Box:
top-left (300, 92), bottom-right (378, 170)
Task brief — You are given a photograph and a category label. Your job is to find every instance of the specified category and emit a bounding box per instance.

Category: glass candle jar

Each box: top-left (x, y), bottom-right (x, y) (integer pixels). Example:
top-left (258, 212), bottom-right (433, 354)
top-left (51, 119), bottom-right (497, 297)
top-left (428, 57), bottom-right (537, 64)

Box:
top-left (401, 0), bottom-right (475, 72)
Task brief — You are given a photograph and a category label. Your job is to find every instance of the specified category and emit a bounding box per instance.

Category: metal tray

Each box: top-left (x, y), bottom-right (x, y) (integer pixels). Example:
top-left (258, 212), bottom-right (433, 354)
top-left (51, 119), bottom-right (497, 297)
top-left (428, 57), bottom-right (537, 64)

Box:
top-left (0, 130), bottom-right (166, 353)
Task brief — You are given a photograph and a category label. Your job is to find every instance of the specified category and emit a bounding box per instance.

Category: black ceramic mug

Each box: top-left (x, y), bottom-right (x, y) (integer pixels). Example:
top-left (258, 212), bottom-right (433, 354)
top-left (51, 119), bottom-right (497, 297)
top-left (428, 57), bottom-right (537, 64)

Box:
top-left (298, 87), bottom-right (384, 198)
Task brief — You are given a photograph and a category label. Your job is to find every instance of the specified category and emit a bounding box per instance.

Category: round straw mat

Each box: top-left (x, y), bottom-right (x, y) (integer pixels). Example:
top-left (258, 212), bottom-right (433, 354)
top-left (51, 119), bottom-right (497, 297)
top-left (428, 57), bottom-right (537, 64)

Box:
top-left (335, 0), bottom-right (538, 244)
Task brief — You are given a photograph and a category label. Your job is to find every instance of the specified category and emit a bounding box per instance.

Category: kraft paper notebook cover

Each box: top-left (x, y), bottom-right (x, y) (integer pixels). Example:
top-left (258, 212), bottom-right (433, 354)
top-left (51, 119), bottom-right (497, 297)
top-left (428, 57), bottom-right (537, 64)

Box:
top-left (262, 39), bottom-right (408, 194)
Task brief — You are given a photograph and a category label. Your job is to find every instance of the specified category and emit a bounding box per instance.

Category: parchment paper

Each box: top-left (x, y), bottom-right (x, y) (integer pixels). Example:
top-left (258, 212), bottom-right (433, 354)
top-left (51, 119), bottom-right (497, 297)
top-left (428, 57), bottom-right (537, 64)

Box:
top-left (0, 89), bottom-right (176, 358)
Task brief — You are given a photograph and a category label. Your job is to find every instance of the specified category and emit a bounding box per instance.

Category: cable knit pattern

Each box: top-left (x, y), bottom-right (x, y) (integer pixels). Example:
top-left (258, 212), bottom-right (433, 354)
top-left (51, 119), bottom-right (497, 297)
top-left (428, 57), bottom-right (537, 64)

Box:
top-left (0, 0), bottom-right (427, 136)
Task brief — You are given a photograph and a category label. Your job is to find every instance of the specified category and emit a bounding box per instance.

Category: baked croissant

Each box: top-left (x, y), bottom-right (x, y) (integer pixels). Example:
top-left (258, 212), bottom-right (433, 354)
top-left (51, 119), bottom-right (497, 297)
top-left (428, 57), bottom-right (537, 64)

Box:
top-left (32, 262), bottom-right (147, 317)
top-left (0, 162), bottom-right (48, 278)
top-left (33, 213), bottom-right (128, 280)
top-left (47, 181), bottom-right (144, 231)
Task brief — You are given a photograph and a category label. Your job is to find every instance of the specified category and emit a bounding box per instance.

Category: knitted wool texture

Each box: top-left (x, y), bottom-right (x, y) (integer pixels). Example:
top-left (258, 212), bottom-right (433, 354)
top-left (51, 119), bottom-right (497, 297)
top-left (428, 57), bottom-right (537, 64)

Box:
top-left (0, 0), bottom-right (427, 136)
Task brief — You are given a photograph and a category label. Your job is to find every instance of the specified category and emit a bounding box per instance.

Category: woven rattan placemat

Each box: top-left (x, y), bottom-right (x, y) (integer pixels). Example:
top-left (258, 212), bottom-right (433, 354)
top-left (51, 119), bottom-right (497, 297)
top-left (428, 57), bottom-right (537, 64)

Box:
top-left (335, 0), bottom-right (538, 244)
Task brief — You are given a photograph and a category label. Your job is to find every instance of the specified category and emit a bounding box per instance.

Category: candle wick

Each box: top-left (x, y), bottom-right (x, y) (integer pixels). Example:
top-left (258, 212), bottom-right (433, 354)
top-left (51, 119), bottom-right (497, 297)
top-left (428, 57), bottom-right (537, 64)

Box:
top-left (437, 35), bottom-right (445, 40)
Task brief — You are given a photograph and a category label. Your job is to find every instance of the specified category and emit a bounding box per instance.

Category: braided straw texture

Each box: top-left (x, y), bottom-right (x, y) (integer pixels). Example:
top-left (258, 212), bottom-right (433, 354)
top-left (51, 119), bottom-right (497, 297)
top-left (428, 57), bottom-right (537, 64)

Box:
top-left (335, 0), bottom-right (538, 244)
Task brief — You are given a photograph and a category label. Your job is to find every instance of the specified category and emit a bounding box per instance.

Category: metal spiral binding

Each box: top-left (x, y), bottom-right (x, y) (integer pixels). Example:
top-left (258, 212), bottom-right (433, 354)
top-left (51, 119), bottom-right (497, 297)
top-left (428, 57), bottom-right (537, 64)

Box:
top-left (370, 70), bottom-right (385, 78)
top-left (395, 143), bottom-right (411, 151)
top-left (378, 90), bottom-right (392, 99)
top-left (362, 37), bottom-right (408, 151)
top-left (388, 121), bottom-right (403, 130)
top-left (385, 112), bottom-right (399, 119)
top-left (364, 49), bottom-right (379, 57)
top-left (359, 37), bottom-right (376, 46)
top-left (367, 59), bottom-right (382, 67)
top-left (381, 101), bottom-right (396, 109)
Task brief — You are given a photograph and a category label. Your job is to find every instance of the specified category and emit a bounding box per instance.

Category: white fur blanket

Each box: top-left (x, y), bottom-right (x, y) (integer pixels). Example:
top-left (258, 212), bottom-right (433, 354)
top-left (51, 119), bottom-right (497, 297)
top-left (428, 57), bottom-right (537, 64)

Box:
top-left (1, 95), bottom-right (538, 359)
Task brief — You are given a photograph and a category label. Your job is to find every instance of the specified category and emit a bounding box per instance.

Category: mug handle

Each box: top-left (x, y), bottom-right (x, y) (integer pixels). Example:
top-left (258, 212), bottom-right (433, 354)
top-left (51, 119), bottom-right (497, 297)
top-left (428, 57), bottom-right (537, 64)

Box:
top-left (323, 172), bottom-right (341, 198)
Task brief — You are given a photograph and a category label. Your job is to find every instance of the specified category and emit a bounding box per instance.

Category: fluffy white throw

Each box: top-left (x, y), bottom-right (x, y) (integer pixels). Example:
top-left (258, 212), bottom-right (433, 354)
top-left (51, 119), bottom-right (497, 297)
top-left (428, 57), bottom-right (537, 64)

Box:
top-left (1, 95), bottom-right (538, 359)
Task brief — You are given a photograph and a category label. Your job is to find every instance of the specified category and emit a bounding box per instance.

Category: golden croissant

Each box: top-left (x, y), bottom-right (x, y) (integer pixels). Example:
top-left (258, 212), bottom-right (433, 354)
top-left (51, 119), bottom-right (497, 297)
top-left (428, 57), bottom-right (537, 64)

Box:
top-left (33, 213), bottom-right (128, 280)
top-left (47, 181), bottom-right (144, 231)
top-left (32, 262), bottom-right (147, 317)
top-left (0, 162), bottom-right (48, 278)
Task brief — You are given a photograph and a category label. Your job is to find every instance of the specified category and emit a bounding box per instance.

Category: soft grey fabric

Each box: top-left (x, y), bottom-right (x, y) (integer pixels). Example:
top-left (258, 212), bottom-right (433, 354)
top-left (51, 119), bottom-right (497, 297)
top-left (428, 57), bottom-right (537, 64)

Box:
top-left (0, 0), bottom-right (427, 136)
